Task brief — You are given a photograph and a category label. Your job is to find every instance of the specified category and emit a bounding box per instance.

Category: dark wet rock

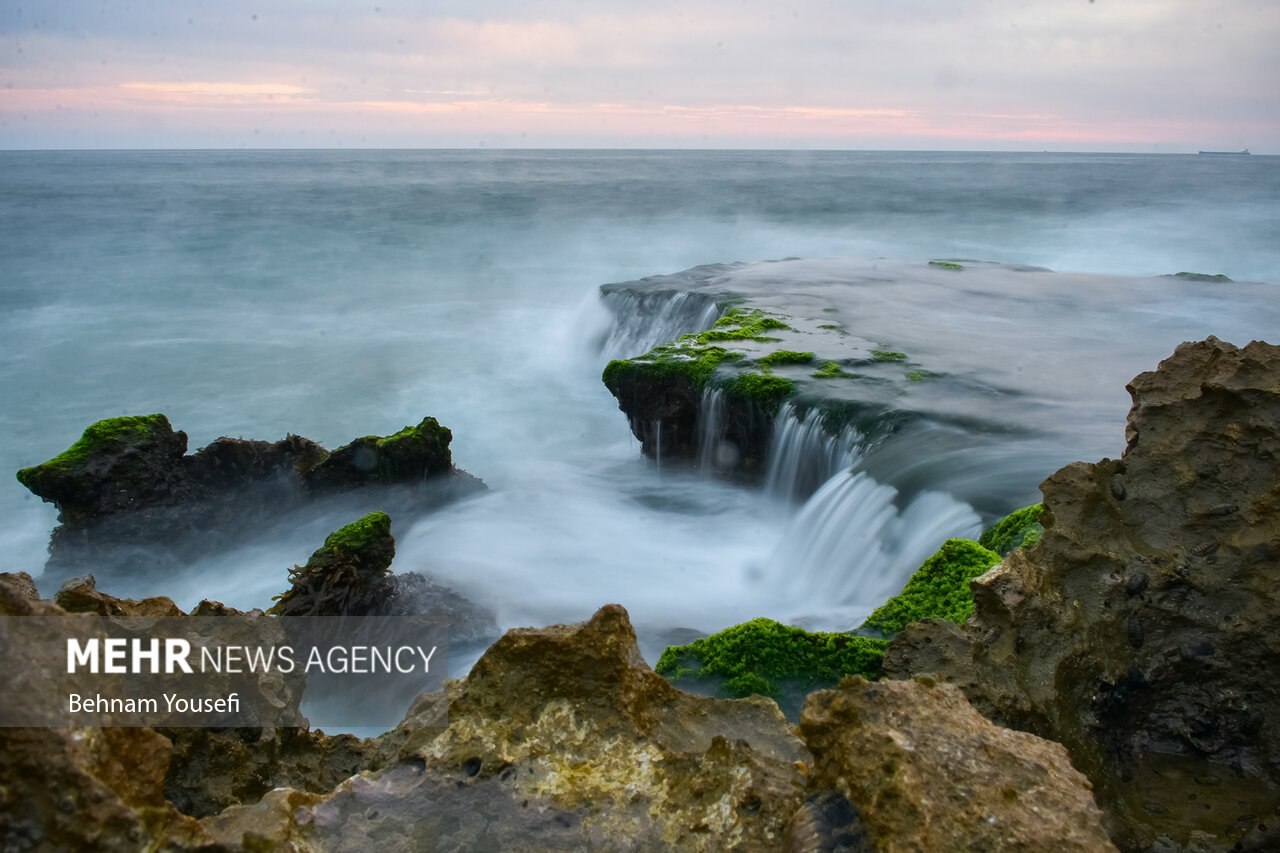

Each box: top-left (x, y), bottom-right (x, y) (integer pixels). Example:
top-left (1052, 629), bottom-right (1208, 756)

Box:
top-left (884, 337), bottom-right (1280, 852)
top-left (16, 414), bottom-right (193, 524)
top-left (303, 416), bottom-right (454, 490)
top-left (798, 677), bottom-right (1116, 852)
top-left (266, 511), bottom-right (499, 652)
top-left (16, 414), bottom-right (485, 585)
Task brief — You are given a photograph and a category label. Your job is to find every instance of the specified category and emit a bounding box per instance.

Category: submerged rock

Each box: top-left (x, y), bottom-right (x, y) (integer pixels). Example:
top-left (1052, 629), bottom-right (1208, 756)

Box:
top-left (884, 337), bottom-right (1280, 852)
top-left (799, 677), bottom-right (1117, 852)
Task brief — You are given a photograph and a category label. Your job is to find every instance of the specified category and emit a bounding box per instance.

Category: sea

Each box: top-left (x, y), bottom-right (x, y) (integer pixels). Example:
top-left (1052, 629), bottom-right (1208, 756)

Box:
top-left (3, 149), bottom-right (1278, 668)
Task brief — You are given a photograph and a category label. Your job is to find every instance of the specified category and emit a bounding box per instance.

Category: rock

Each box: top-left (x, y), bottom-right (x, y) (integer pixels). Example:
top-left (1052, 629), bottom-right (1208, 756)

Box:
top-left (269, 511), bottom-right (398, 616)
top-left (304, 416), bottom-right (454, 489)
top-left (15, 414), bottom-right (192, 524)
top-left (0, 571), bottom-right (384, 844)
top-left (977, 503), bottom-right (1044, 556)
top-left (860, 537), bottom-right (1002, 636)
top-left (883, 337), bottom-right (1280, 852)
top-left (200, 604), bottom-right (811, 851)
top-left (798, 677), bottom-right (1117, 852)
top-left (655, 616), bottom-right (887, 719)
top-left (266, 512), bottom-right (499, 652)
top-left (16, 414), bottom-right (485, 585)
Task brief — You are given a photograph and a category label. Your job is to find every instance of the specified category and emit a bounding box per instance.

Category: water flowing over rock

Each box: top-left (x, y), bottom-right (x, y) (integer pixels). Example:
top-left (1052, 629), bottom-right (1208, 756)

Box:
top-left (799, 677), bottom-right (1117, 852)
top-left (883, 337), bottom-right (1280, 852)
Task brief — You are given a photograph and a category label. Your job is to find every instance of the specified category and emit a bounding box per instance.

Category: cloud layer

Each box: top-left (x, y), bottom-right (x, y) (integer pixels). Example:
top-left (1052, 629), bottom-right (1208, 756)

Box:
top-left (2, 0), bottom-right (1276, 149)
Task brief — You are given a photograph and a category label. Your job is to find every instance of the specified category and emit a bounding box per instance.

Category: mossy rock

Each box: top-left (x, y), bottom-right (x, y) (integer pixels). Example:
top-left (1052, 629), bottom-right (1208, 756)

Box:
top-left (721, 372), bottom-right (796, 417)
top-left (269, 511), bottom-right (396, 615)
top-left (757, 350), bottom-right (814, 371)
top-left (655, 617), bottom-right (888, 715)
top-left (978, 504), bottom-right (1045, 556)
top-left (15, 414), bottom-right (190, 523)
top-left (929, 260), bottom-right (964, 271)
top-left (862, 538), bottom-right (1002, 635)
top-left (308, 417), bottom-right (453, 488)
top-left (1169, 271), bottom-right (1232, 283)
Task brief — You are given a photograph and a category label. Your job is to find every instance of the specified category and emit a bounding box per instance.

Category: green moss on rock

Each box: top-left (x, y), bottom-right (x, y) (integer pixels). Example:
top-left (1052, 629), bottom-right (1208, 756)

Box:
top-left (757, 350), bottom-right (814, 371)
top-left (269, 511), bottom-right (396, 615)
top-left (862, 538), bottom-right (1002, 635)
top-left (655, 617), bottom-right (888, 708)
top-left (1171, 271), bottom-right (1232, 282)
top-left (679, 308), bottom-right (792, 345)
top-left (308, 417), bottom-right (453, 486)
top-left (870, 350), bottom-right (908, 363)
top-left (978, 503), bottom-right (1045, 556)
top-left (15, 414), bottom-right (189, 522)
top-left (929, 260), bottom-right (964, 271)
top-left (812, 360), bottom-right (854, 379)
top-left (722, 372), bottom-right (796, 416)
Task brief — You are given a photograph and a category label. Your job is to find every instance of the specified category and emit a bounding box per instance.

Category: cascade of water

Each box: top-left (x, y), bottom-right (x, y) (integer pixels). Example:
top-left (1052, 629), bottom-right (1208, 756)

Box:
top-left (763, 404), bottom-right (863, 502)
top-left (653, 419), bottom-right (662, 469)
top-left (597, 290), bottom-right (720, 360)
top-left (769, 470), bottom-right (982, 628)
top-left (697, 387), bottom-right (726, 474)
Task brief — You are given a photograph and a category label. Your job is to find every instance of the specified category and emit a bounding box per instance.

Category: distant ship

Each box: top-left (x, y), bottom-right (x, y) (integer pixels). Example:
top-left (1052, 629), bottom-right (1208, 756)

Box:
top-left (1198, 148), bottom-right (1250, 155)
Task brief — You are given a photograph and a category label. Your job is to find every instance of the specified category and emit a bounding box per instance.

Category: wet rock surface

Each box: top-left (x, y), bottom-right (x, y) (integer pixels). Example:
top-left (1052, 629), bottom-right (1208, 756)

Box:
top-left (799, 677), bottom-right (1117, 852)
top-left (16, 414), bottom-right (485, 585)
top-left (884, 337), bottom-right (1280, 852)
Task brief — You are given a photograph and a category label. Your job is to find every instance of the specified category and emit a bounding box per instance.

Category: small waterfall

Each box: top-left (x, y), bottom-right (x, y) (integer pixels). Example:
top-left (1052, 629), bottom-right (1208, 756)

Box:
top-left (764, 404), bottom-right (862, 502)
top-left (697, 387), bottom-right (727, 473)
top-left (597, 290), bottom-right (720, 360)
top-left (769, 470), bottom-right (982, 627)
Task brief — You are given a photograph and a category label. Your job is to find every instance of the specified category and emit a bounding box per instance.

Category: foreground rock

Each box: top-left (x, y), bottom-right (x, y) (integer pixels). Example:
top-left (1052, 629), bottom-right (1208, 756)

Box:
top-left (885, 337), bottom-right (1280, 852)
top-left (0, 571), bottom-right (379, 845)
top-left (800, 677), bottom-right (1117, 852)
top-left (16, 414), bottom-right (484, 584)
top-left (202, 604), bottom-right (810, 851)
top-left (3, 570), bottom-right (1118, 851)
top-left (197, 605), bottom-right (1114, 852)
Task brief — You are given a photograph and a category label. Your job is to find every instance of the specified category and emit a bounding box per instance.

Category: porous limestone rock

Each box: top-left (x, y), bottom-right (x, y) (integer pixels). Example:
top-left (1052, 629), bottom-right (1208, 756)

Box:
top-left (798, 677), bottom-right (1117, 852)
top-left (201, 604), bottom-right (812, 851)
top-left (884, 337), bottom-right (1280, 852)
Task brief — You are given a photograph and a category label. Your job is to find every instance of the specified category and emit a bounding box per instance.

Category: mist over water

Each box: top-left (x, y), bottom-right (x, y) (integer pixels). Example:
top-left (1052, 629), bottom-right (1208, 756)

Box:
top-left (3, 149), bottom-right (1278, 662)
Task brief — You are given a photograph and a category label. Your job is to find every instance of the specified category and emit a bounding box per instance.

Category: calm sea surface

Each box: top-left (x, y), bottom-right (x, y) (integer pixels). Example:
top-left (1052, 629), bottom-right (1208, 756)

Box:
top-left (2, 149), bottom-right (1278, 658)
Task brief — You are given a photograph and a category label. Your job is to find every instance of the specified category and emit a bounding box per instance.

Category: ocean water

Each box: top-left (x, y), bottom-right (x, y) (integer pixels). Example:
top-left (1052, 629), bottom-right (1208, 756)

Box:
top-left (2, 149), bottom-right (1278, 663)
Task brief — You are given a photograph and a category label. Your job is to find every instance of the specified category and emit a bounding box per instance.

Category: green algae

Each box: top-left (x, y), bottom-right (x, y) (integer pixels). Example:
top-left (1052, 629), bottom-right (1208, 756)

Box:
top-left (978, 503), bottom-right (1045, 556)
top-left (929, 260), bottom-right (964, 271)
top-left (817, 323), bottom-right (846, 334)
top-left (16, 414), bottom-right (172, 488)
top-left (722, 372), bottom-right (796, 416)
top-left (906, 369), bottom-right (936, 382)
top-left (1171, 271), bottom-right (1232, 282)
top-left (655, 617), bottom-right (888, 704)
top-left (679, 308), bottom-right (793, 345)
top-left (757, 350), bottom-right (814, 371)
top-left (812, 360), bottom-right (854, 379)
top-left (269, 510), bottom-right (397, 615)
top-left (321, 510), bottom-right (393, 553)
top-left (602, 344), bottom-right (734, 390)
top-left (870, 350), bottom-right (908, 363)
top-left (862, 538), bottom-right (1002, 635)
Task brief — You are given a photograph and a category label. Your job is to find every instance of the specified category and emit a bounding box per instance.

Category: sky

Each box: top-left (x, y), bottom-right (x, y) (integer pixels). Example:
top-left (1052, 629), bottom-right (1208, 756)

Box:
top-left (1, 0), bottom-right (1277, 151)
